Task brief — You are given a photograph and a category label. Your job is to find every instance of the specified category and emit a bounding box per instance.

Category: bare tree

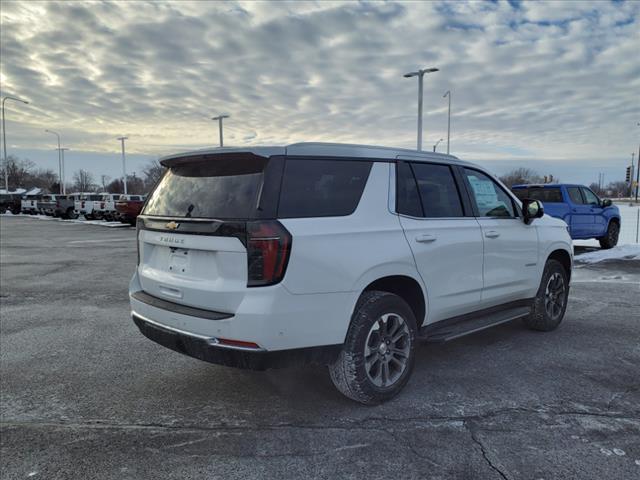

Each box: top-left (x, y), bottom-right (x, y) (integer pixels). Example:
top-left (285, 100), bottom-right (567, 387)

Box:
top-left (5, 155), bottom-right (35, 190)
top-left (589, 182), bottom-right (604, 196)
top-left (142, 159), bottom-right (165, 191)
top-left (72, 169), bottom-right (95, 193)
top-left (27, 168), bottom-right (59, 192)
top-left (499, 167), bottom-right (544, 188)
top-left (100, 175), bottom-right (111, 192)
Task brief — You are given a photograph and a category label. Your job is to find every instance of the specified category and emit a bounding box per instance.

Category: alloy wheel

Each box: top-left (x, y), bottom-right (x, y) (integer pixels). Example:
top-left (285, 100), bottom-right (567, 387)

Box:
top-left (364, 313), bottom-right (411, 388)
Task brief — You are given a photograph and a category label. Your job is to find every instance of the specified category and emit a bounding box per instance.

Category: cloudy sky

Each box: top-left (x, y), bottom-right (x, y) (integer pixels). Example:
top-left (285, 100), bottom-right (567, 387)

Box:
top-left (1, 0), bottom-right (639, 185)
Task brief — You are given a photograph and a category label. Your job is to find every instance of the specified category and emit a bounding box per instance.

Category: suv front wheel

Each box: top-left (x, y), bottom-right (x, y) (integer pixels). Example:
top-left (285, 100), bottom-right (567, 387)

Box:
top-left (524, 259), bottom-right (569, 332)
top-left (329, 291), bottom-right (417, 405)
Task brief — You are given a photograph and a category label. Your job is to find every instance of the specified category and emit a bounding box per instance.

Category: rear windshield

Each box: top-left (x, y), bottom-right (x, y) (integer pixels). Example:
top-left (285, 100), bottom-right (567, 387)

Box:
top-left (512, 187), bottom-right (563, 203)
top-left (143, 155), bottom-right (268, 219)
top-left (143, 155), bottom-right (373, 220)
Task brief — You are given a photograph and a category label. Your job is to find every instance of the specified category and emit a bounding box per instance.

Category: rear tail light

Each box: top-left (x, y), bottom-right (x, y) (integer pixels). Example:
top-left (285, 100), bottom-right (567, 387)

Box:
top-left (246, 220), bottom-right (291, 287)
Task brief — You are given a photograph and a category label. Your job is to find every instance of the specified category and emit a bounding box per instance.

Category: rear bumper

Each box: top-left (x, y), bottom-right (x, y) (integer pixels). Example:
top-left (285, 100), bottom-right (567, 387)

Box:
top-left (132, 313), bottom-right (341, 370)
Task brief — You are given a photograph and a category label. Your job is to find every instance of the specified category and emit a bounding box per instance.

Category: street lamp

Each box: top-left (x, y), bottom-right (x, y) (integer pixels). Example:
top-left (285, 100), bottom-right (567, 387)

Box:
top-left (2, 95), bottom-right (29, 192)
top-left (45, 130), bottom-right (63, 194)
top-left (433, 138), bottom-right (444, 153)
top-left (212, 114), bottom-right (230, 147)
top-left (117, 137), bottom-right (128, 195)
top-left (403, 67), bottom-right (439, 151)
top-left (443, 90), bottom-right (451, 155)
top-left (59, 148), bottom-right (69, 194)
top-left (636, 122), bottom-right (639, 202)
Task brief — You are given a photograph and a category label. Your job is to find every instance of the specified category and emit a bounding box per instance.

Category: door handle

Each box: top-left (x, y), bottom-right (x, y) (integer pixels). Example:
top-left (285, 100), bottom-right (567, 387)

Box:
top-left (484, 231), bottom-right (500, 239)
top-left (415, 234), bottom-right (437, 243)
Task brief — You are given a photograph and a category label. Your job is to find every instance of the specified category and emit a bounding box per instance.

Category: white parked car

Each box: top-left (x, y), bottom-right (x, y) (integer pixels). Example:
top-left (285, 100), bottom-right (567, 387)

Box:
top-left (74, 193), bottom-right (103, 219)
top-left (130, 143), bottom-right (573, 404)
top-left (93, 193), bottom-right (121, 221)
top-left (21, 195), bottom-right (41, 214)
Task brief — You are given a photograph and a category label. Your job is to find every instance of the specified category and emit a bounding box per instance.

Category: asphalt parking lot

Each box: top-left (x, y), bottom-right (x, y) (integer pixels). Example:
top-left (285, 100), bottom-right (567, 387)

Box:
top-left (1, 215), bottom-right (639, 480)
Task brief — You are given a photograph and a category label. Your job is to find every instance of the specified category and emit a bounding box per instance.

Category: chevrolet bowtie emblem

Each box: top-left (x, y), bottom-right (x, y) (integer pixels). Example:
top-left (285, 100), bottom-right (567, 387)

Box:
top-left (165, 221), bottom-right (180, 230)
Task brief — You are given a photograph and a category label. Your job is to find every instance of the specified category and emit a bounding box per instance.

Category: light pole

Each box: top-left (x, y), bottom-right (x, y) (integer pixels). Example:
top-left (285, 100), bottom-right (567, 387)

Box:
top-left (59, 148), bottom-right (69, 194)
top-left (433, 138), bottom-right (444, 153)
top-left (636, 122), bottom-right (639, 202)
top-left (403, 67), bottom-right (439, 151)
top-left (117, 137), bottom-right (128, 195)
top-left (212, 115), bottom-right (229, 147)
top-left (443, 90), bottom-right (451, 154)
top-left (2, 95), bottom-right (29, 192)
top-left (45, 130), bottom-right (63, 194)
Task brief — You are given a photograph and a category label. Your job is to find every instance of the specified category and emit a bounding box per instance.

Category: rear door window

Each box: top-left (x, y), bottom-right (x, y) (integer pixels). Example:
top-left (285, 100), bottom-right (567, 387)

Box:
top-left (411, 163), bottom-right (464, 218)
top-left (277, 159), bottom-right (372, 218)
top-left (396, 162), bottom-right (423, 217)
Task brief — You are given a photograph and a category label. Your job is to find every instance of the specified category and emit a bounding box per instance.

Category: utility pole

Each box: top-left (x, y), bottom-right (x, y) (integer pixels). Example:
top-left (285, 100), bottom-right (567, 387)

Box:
top-left (2, 96), bottom-right (29, 192)
top-left (45, 130), bottom-right (62, 194)
top-left (636, 122), bottom-right (640, 202)
top-left (443, 90), bottom-right (451, 154)
top-left (59, 148), bottom-right (69, 194)
top-left (211, 115), bottom-right (229, 147)
top-left (403, 68), bottom-right (439, 151)
top-left (117, 137), bottom-right (128, 194)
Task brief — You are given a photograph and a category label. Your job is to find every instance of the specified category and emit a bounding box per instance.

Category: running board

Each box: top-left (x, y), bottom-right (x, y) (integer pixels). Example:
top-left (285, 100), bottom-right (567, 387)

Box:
top-left (419, 303), bottom-right (532, 343)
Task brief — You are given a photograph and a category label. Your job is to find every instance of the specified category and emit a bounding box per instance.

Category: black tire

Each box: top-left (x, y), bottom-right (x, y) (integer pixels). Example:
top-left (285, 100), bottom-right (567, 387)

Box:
top-left (329, 291), bottom-right (417, 405)
top-left (598, 221), bottom-right (619, 249)
top-left (65, 208), bottom-right (78, 219)
top-left (524, 259), bottom-right (569, 332)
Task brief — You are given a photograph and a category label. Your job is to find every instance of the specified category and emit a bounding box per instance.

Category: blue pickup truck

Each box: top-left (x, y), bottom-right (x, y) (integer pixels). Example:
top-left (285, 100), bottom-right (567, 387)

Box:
top-left (512, 184), bottom-right (621, 249)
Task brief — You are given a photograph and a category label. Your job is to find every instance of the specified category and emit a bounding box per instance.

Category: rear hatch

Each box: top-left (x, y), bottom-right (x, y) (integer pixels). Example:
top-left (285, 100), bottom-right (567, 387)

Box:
top-left (137, 151), bottom-right (289, 314)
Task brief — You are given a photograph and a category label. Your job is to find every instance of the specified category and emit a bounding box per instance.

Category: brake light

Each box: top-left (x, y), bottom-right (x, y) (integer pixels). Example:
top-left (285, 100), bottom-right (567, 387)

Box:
top-left (246, 221), bottom-right (291, 287)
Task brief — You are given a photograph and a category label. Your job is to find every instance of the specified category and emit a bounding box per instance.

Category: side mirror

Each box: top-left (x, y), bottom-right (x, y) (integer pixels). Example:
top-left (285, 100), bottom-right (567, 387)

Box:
top-left (601, 199), bottom-right (612, 208)
top-left (522, 199), bottom-right (544, 225)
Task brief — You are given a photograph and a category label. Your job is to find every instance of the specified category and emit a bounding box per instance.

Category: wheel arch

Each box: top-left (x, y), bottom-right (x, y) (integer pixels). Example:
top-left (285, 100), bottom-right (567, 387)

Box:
top-left (360, 275), bottom-right (426, 328)
top-left (547, 249), bottom-right (572, 281)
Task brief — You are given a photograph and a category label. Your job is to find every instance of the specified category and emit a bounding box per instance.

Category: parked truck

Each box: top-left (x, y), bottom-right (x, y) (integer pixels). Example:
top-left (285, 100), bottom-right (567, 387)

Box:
top-left (512, 184), bottom-right (621, 248)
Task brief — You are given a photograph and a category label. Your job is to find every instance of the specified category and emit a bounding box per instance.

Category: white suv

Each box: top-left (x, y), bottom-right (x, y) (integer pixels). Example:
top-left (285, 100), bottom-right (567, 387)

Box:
top-left (130, 143), bottom-right (572, 404)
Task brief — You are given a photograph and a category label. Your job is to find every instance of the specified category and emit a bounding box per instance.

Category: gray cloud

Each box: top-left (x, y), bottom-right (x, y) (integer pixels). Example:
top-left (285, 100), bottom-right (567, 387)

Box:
top-left (0, 0), bottom-right (639, 184)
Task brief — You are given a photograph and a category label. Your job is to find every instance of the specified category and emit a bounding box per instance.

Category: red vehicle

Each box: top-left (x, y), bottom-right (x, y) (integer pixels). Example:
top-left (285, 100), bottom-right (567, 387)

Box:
top-left (115, 194), bottom-right (146, 225)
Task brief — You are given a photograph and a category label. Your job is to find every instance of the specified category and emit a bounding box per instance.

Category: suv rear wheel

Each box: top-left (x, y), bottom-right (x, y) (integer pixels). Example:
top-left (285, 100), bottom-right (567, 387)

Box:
top-left (329, 291), bottom-right (417, 405)
top-left (524, 259), bottom-right (569, 332)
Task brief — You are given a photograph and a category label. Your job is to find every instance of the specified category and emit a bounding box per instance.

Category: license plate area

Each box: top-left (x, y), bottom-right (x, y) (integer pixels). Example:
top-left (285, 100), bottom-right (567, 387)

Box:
top-left (168, 247), bottom-right (189, 274)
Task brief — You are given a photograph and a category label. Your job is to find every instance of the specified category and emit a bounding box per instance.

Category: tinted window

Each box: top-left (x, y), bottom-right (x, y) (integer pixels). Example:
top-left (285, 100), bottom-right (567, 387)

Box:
top-left (464, 168), bottom-right (515, 218)
top-left (396, 162), bottom-right (422, 217)
top-left (131, 196), bottom-right (140, 201)
top-left (411, 163), bottom-right (463, 217)
top-left (144, 155), bottom-right (268, 219)
top-left (581, 188), bottom-right (600, 205)
top-left (513, 187), bottom-right (562, 203)
top-left (277, 159), bottom-right (372, 218)
top-left (567, 187), bottom-right (584, 204)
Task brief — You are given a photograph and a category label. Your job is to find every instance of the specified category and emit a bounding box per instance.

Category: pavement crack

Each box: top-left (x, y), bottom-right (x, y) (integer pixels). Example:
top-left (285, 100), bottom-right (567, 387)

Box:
top-left (464, 420), bottom-right (510, 480)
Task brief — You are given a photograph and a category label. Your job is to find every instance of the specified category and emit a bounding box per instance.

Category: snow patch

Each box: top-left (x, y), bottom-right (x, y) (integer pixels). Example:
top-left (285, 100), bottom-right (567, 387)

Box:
top-left (574, 244), bottom-right (640, 264)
